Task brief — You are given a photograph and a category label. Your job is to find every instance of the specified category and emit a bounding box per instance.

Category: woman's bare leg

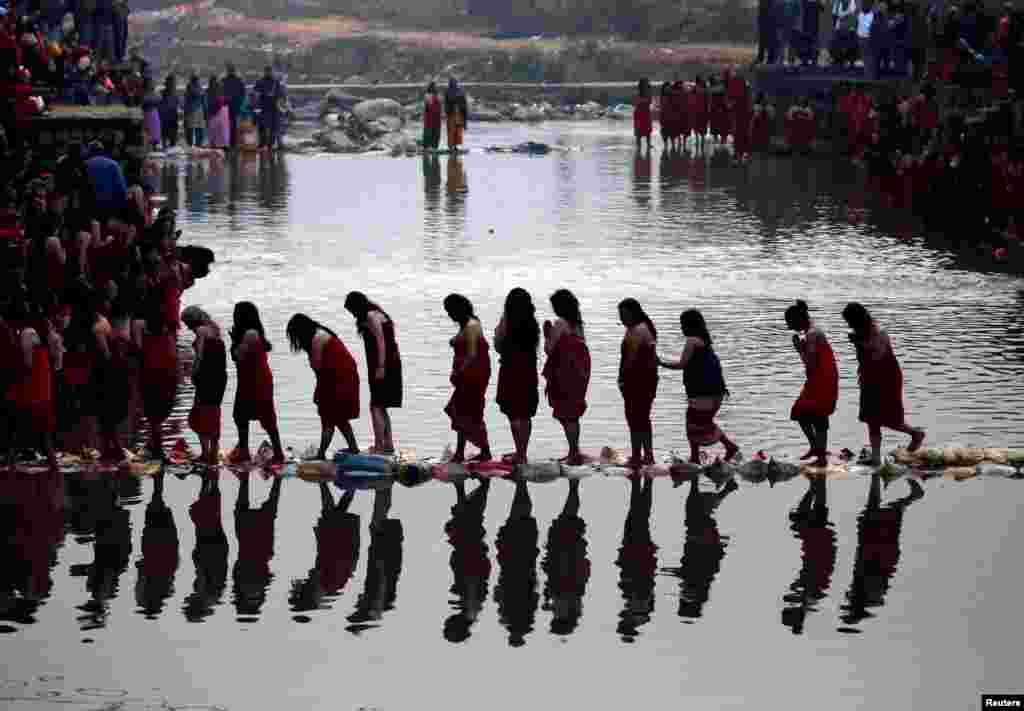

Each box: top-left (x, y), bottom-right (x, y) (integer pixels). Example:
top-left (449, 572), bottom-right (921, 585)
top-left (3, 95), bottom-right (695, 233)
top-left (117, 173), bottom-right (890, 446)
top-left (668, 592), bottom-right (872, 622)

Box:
top-left (719, 432), bottom-right (740, 460)
top-left (889, 422), bottom-right (925, 451)
top-left (266, 421), bottom-right (285, 462)
top-left (338, 421), bottom-right (359, 453)
top-left (235, 418), bottom-right (251, 461)
top-left (562, 419), bottom-right (581, 465)
top-left (371, 406), bottom-right (394, 453)
top-left (452, 433), bottom-right (467, 463)
top-left (868, 424), bottom-right (883, 466)
top-left (317, 425), bottom-right (334, 461)
top-left (509, 417), bottom-right (531, 463)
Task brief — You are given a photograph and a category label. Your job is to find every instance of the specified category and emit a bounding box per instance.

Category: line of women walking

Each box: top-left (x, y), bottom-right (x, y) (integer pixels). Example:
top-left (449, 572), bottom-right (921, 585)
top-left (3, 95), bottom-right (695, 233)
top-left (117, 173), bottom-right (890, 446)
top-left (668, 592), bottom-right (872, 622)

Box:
top-left (180, 289), bottom-right (925, 470)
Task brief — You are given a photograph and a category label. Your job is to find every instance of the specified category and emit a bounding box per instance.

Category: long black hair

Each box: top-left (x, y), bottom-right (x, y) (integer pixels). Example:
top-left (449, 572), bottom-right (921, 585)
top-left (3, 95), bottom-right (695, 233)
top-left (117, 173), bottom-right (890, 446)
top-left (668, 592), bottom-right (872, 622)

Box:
top-left (502, 287), bottom-right (540, 353)
top-left (344, 291), bottom-right (388, 332)
top-left (618, 297), bottom-right (657, 341)
top-left (443, 293), bottom-right (475, 327)
top-left (841, 302), bottom-right (873, 338)
top-left (550, 289), bottom-right (583, 336)
top-left (286, 313), bottom-right (338, 354)
top-left (784, 299), bottom-right (811, 331)
top-left (680, 308), bottom-right (712, 347)
top-left (230, 301), bottom-right (271, 353)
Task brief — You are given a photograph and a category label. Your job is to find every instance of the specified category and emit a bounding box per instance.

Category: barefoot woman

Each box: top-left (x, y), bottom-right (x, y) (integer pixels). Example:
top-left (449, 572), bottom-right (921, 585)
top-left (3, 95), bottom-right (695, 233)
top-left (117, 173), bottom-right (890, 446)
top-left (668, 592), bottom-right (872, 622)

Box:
top-left (443, 294), bottom-right (492, 463)
top-left (494, 288), bottom-right (540, 464)
top-left (229, 302), bottom-right (285, 464)
top-left (543, 289), bottom-right (591, 466)
top-left (286, 313), bottom-right (360, 459)
top-left (618, 298), bottom-right (659, 466)
top-left (785, 300), bottom-right (838, 467)
top-left (657, 309), bottom-right (740, 464)
top-left (182, 306), bottom-right (228, 465)
top-left (344, 292), bottom-right (402, 454)
top-left (842, 302), bottom-right (925, 465)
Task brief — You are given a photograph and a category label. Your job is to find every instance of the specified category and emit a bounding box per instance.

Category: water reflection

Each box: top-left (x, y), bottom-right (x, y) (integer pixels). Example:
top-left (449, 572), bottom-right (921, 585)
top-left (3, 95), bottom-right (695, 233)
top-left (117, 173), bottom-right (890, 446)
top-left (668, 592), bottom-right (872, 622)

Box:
top-left (839, 474), bottom-right (924, 631)
top-left (0, 472), bottom-right (65, 629)
top-left (443, 479), bottom-right (491, 643)
top-left (135, 472), bottom-right (180, 620)
top-left (781, 476), bottom-right (836, 635)
top-left (632, 152), bottom-right (652, 210)
top-left (232, 475), bottom-right (283, 620)
top-left (289, 485), bottom-right (359, 617)
top-left (73, 475), bottom-right (133, 631)
top-left (347, 486), bottom-right (403, 633)
top-left (184, 472), bottom-right (229, 623)
top-left (616, 476), bottom-right (657, 643)
top-left (493, 478), bottom-right (540, 647)
top-left (445, 156), bottom-right (467, 220)
top-left (542, 479), bottom-right (590, 636)
top-left (662, 476), bottom-right (737, 622)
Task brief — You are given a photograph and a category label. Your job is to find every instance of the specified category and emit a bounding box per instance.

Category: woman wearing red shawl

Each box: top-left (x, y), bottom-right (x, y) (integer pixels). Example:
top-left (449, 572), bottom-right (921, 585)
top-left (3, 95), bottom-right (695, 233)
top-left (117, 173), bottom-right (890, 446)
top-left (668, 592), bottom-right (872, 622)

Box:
top-left (444, 294), bottom-right (492, 463)
top-left (543, 289), bottom-right (591, 466)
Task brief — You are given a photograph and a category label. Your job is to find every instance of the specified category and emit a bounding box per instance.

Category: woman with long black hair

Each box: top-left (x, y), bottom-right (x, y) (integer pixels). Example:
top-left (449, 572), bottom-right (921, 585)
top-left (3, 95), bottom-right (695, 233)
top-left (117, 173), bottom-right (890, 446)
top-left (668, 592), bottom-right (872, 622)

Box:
top-left (229, 302), bottom-right (285, 464)
top-left (344, 291), bottom-right (402, 454)
top-left (494, 288), bottom-right (539, 464)
top-left (443, 294), bottom-right (492, 463)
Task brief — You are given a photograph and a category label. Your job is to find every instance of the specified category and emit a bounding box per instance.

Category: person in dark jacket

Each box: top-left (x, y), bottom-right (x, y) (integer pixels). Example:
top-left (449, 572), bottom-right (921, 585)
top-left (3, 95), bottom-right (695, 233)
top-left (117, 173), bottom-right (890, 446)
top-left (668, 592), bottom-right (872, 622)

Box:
top-left (222, 63), bottom-right (246, 148)
top-left (254, 66), bottom-right (283, 150)
top-left (444, 78), bottom-right (469, 151)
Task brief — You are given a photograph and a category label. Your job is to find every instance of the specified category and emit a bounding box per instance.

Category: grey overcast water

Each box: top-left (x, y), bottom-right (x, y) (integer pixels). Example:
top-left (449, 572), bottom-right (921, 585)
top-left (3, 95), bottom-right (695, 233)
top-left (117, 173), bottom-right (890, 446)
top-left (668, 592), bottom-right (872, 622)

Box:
top-left (3, 121), bottom-right (1024, 711)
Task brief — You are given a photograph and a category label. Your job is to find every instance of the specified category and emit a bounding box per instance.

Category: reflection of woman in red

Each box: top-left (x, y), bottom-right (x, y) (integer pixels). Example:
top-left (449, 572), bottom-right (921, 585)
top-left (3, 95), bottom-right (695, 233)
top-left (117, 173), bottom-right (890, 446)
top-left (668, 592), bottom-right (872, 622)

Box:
top-left (542, 479), bottom-right (590, 636)
top-left (785, 301), bottom-right (838, 468)
top-left (443, 294), bottom-right (492, 463)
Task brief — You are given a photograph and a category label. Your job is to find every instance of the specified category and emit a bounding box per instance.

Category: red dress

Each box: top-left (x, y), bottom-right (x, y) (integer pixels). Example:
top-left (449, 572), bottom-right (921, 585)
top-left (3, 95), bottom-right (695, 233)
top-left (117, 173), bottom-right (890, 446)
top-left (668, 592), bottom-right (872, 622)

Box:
top-left (315, 336), bottom-right (360, 428)
top-left (790, 333), bottom-right (839, 420)
top-left (8, 337), bottom-right (55, 434)
top-left (496, 347), bottom-right (539, 419)
top-left (689, 89), bottom-right (708, 136)
top-left (142, 332), bottom-right (178, 423)
top-left (633, 96), bottom-right (653, 138)
top-left (709, 92), bottom-right (730, 140)
top-left (444, 329), bottom-right (491, 445)
top-left (750, 106), bottom-right (772, 151)
top-left (857, 335), bottom-right (905, 429)
top-left (233, 342), bottom-right (277, 429)
top-left (675, 87), bottom-right (691, 139)
top-left (732, 95), bottom-right (752, 158)
top-left (620, 336), bottom-right (658, 432)
top-left (543, 330), bottom-right (591, 421)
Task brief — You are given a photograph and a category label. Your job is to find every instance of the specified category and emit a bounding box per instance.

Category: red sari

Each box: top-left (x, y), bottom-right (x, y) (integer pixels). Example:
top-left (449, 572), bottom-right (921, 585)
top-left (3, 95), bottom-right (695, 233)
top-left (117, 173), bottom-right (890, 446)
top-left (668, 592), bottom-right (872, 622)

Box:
top-left (8, 336), bottom-right (55, 434)
top-left (750, 105), bottom-right (772, 151)
top-left (689, 88), bottom-right (708, 137)
top-left (444, 328), bottom-right (491, 445)
top-left (496, 348), bottom-right (539, 419)
top-left (315, 336), bottom-right (361, 428)
top-left (790, 332), bottom-right (839, 420)
top-left (233, 342), bottom-right (277, 429)
top-left (543, 330), bottom-right (591, 422)
top-left (857, 333), bottom-right (905, 429)
top-left (141, 332), bottom-right (178, 424)
top-left (621, 336), bottom-right (658, 432)
top-left (634, 95), bottom-right (653, 138)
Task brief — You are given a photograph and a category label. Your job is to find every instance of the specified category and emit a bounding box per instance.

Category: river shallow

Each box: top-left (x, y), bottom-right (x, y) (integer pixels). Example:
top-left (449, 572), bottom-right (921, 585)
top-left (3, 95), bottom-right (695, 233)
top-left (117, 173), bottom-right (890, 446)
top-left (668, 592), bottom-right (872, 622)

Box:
top-left (3, 122), bottom-right (1024, 711)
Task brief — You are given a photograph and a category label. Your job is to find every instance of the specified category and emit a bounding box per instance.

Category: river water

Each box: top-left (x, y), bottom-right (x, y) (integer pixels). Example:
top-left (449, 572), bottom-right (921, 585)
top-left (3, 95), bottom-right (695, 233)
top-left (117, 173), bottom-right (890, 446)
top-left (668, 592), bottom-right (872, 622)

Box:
top-left (3, 122), bottom-right (1024, 711)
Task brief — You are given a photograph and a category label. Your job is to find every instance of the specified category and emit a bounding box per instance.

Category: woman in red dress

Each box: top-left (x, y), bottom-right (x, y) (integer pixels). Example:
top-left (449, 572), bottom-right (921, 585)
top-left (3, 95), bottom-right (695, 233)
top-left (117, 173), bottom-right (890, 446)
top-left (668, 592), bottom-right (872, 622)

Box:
top-left (344, 292), bottom-right (402, 454)
top-left (543, 289), bottom-right (591, 465)
top-left (443, 294), bottom-right (492, 463)
top-left (140, 298), bottom-right (178, 460)
top-left (5, 303), bottom-right (59, 470)
top-left (618, 298), bottom-right (659, 466)
top-left (709, 82), bottom-right (730, 145)
top-left (183, 306), bottom-right (228, 465)
top-left (842, 303), bottom-right (925, 466)
top-left (287, 313), bottom-right (360, 459)
top-left (229, 302), bottom-right (286, 464)
top-left (785, 301), bottom-right (839, 468)
top-left (494, 288), bottom-right (540, 464)
top-left (633, 78), bottom-right (653, 152)
top-left (750, 93), bottom-right (774, 152)
top-left (673, 81), bottom-right (689, 151)
top-left (689, 77), bottom-right (709, 152)
top-left (658, 82), bottom-right (675, 150)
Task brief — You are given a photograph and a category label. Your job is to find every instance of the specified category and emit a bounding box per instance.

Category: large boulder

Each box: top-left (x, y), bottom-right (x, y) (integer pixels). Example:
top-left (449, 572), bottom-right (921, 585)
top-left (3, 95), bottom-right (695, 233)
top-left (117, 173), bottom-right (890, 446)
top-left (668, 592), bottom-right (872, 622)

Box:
top-left (353, 98), bottom-right (403, 125)
top-left (321, 89), bottom-right (364, 115)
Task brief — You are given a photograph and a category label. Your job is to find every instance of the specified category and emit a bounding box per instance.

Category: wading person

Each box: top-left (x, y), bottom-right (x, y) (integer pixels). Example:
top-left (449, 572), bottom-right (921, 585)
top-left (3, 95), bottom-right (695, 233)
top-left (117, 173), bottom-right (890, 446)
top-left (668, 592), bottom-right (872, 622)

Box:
top-left (286, 313), bottom-right (360, 459)
top-left (444, 78), bottom-right (468, 152)
top-left (543, 289), bottom-right (591, 466)
top-left (634, 78), bottom-right (653, 152)
top-left (494, 288), bottom-right (540, 465)
top-left (785, 300), bottom-right (838, 467)
top-left (443, 294), bottom-right (492, 463)
top-left (229, 302), bottom-right (285, 464)
top-left (423, 81), bottom-right (443, 151)
top-left (618, 298), bottom-right (659, 466)
top-left (182, 306), bottom-right (228, 465)
top-left (841, 302), bottom-right (924, 465)
top-left (657, 309), bottom-right (740, 464)
top-left (344, 291), bottom-right (402, 454)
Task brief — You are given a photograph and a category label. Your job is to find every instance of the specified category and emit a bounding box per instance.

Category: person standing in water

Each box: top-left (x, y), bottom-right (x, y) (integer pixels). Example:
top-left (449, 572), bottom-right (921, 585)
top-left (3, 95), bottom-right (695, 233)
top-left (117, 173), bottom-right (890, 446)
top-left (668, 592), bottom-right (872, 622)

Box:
top-left (634, 78), bottom-right (653, 152)
top-left (344, 292), bottom-right (402, 454)
top-left (494, 288), bottom-right (540, 464)
top-left (444, 78), bottom-right (469, 152)
top-left (286, 313), bottom-right (360, 459)
top-left (228, 302), bottom-right (285, 464)
top-left (182, 306), bottom-right (228, 466)
top-left (543, 289), bottom-right (591, 466)
top-left (618, 298), bottom-right (659, 466)
top-left (443, 294), bottom-right (492, 463)
top-left (841, 302), bottom-right (925, 465)
top-left (657, 309), bottom-right (740, 464)
top-left (785, 300), bottom-right (838, 468)
top-left (423, 81), bottom-right (443, 152)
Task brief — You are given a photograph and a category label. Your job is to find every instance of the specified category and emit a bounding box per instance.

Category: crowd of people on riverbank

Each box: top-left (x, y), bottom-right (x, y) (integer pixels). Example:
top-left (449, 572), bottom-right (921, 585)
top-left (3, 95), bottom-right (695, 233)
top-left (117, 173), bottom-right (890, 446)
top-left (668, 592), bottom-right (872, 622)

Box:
top-left (0, 136), bottom-right (215, 469)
